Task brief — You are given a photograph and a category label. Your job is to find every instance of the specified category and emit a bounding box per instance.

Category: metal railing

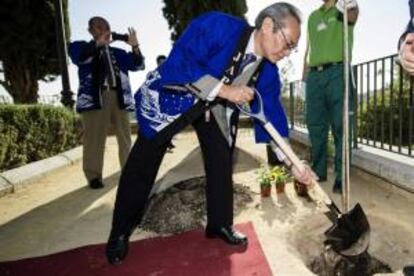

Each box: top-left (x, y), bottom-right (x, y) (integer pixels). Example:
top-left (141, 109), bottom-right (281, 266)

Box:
top-left (354, 54), bottom-right (413, 156)
top-left (38, 94), bottom-right (63, 106)
top-left (286, 54), bottom-right (414, 158)
top-left (0, 94), bottom-right (63, 106)
top-left (283, 82), bottom-right (307, 129)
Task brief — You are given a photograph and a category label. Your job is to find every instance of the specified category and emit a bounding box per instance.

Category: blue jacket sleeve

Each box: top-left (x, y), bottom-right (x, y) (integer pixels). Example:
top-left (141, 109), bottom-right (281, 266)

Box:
top-left (68, 41), bottom-right (97, 65)
top-left (118, 48), bottom-right (145, 71)
top-left (251, 62), bottom-right (289, 143)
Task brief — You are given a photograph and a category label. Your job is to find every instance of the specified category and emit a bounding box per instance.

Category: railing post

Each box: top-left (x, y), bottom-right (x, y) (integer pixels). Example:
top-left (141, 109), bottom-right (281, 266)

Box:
top-left (366, 63), bottom-right (371, 146)
top-left (389, 56), bottom-right (395, 151)
top-left (353, 65), bottom-right (358, 149)
top-left (290, 82), bottom-right (295, 130)
top-left (409, 77), bottom-right (413, 156)
top-left (360, 64), bottom-right (364, 145)
top-left (398, 63), bottom-right (404, 153)
top-left (381, 58), bottom-right (386, 149)
top-left (373, 61), bottom-right (378, 147)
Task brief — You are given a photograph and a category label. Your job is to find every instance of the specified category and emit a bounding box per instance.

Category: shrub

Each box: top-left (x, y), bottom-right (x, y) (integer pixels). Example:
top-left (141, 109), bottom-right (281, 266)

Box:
top-left (0, 105), bottom-right (82, 171)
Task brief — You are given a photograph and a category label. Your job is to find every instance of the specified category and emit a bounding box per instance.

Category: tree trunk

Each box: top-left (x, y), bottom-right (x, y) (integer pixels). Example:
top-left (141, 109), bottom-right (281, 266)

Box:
top-left (3, 62), bottom-right (38, 104)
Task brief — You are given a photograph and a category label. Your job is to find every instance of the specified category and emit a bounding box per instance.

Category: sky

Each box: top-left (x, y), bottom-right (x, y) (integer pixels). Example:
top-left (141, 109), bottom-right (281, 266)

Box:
top-left (1, 0), bottom-right (410, 97)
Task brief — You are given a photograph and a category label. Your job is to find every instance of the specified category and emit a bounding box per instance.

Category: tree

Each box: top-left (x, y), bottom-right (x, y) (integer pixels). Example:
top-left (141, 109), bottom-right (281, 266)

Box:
top-left (0, 0), bottom-right (70, 103)
top-left (162, 0), bottom-right (247, 42)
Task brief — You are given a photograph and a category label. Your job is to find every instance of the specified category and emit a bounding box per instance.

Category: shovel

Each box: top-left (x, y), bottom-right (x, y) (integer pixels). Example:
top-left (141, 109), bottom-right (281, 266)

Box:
top-left (236, 89), bottom-right (370, 256)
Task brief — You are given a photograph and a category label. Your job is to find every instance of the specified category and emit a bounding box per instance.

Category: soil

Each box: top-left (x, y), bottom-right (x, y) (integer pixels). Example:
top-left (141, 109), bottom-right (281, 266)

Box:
top-left (309, 249), bottom-right (392, 276)
top-left (141, 176), bottom-right (254, 234)
top-left (287, 213), bottom-right (398, 276)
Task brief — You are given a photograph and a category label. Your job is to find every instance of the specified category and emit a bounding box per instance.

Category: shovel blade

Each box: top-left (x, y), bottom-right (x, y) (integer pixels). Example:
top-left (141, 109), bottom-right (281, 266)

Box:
top-left (324, 203), bottom-right (370, 256)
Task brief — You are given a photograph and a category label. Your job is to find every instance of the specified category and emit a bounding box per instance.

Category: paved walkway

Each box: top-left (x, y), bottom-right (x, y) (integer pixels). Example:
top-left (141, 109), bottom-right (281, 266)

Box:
top-left (0, 131), bottom-right (413, 275)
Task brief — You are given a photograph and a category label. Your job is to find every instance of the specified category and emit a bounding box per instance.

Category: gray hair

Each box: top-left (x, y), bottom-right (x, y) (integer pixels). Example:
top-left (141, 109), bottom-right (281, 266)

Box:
top-left (255, 2), bottom-right (302, 31)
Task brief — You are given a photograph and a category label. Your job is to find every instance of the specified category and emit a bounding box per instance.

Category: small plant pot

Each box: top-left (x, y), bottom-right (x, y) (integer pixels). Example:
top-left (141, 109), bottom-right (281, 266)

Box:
top-left (260, 185), bottom-right (271, 197)
top-left (275, 182), bottom-right (285, 194)
top-left (294, 180), bottom-right (308, 197)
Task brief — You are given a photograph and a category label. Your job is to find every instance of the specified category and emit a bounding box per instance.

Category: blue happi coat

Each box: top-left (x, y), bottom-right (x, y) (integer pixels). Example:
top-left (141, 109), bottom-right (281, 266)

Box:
top-left (69, 41), bottom-right (145, 112)
top-left (135, 12), bottom-right (288, 143)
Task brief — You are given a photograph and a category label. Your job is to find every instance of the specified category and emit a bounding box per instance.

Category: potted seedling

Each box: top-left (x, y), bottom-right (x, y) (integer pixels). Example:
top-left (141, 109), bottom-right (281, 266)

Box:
top-left (257, 166), bottom-right (272, 197)
top-left (294, 179), bottom-right (309, 197)
top-left (271, 166), bottom-right (289, 194)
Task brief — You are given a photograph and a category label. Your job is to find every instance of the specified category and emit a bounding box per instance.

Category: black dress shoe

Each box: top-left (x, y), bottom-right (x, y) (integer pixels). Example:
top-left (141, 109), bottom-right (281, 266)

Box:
top-left (403, 265), bottom-right (414, 276)
top-left (205, 226), bottom-right (248, 246)
top-left (89, 178), bottom-right (104, 189)
top-left (106, 235), bottom-right (129, 265)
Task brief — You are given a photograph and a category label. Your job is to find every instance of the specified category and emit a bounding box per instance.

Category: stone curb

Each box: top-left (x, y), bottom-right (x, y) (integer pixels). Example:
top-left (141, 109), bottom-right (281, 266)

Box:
top-left (0, 175), bottom-right (13, 197)
top-left (0, 146), bottom-right (83, 198)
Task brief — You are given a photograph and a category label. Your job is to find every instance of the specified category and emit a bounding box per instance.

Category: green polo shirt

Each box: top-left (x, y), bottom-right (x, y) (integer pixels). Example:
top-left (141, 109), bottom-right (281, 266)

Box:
top-left (307, 5), bottom-right (354, 67)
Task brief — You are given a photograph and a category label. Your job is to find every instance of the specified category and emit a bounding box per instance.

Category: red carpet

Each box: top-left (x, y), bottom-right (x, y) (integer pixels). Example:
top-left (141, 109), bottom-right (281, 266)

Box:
top-left (0, 222), bottom-right (272, 276)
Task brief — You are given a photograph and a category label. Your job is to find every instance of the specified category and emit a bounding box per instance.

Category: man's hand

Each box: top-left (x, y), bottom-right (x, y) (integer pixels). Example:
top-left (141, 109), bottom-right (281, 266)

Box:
top-left (218, 85), bottom-right (254, 105)
top-left (336, 0), bottom-right (358, 13)
top-left (96, 31), bottom-right (111, 47)
top-left (291, 162), bottom-right (318, 186)
top-left (127, 27), bottom-right (139, 47)
top-left (400, 33), bottom-right (414, 75)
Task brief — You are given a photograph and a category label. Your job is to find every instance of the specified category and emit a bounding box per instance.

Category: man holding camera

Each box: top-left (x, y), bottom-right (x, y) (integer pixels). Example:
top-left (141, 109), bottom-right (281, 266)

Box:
top-left (69, 17), bottom-right (145, 189)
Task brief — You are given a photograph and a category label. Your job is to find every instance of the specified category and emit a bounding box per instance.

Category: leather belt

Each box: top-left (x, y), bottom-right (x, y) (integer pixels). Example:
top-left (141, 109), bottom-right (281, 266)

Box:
top-left (310, 62), bottom-right (343, 72)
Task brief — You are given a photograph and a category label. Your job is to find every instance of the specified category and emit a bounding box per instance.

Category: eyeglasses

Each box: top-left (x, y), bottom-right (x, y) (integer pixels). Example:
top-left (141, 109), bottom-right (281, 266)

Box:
top-left (273, 20), bottom-right (298, 52)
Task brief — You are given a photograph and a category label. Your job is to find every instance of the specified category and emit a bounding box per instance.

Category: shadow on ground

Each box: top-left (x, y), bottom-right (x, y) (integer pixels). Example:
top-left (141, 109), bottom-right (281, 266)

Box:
top-left (0, 172), bottom-right (121, 261)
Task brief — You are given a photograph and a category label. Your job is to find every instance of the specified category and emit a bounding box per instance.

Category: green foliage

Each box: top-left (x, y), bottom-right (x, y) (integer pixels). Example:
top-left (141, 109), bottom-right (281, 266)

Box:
top-left (0, 105), bottom-right (82, 172)
top-left (0, 0), bottom-right (70, 103)
top-left (162, 0), bottom-right (247, 42)
top-left (358, 71), bottom-right (413, 147)
top-left (257, 165), bottom-right (272, 187)
top-left (257, 165), bottom-right (290, 187)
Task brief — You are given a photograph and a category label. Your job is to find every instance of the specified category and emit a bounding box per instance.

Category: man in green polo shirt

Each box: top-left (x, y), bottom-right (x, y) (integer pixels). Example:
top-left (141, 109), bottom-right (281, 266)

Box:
top-left (303, 0), bottom-right (359, 193)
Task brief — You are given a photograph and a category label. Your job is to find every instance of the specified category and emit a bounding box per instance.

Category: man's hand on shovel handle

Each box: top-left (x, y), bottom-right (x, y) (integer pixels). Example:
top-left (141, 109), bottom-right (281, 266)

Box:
top-left (290, 162), bottom-right (318, 186)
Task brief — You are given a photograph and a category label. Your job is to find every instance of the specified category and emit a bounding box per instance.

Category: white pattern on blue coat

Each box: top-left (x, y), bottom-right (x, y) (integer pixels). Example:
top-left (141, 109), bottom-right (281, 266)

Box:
top-left (138, 70), bottom-right (181, 132)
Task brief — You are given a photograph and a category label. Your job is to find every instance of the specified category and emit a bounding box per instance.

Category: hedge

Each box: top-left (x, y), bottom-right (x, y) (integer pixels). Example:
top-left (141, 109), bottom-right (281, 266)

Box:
top-left (0, 105), bottom-right (82, 172)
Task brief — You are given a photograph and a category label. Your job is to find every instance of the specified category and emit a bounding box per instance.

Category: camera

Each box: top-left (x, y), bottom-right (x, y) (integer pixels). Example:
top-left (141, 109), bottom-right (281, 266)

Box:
top-left (111, 32), bottom-right (129, 42)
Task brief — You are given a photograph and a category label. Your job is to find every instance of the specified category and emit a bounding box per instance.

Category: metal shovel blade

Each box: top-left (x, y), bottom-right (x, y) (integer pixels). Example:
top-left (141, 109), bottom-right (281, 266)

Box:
top-left (324, 203), bottom-right (370, 256)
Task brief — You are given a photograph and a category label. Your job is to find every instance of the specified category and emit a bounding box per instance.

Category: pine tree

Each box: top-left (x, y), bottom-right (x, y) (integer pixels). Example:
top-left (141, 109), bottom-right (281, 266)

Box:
top-left (162, 0), bottom-right (247, 42)
top-left (0, 0), bottom-right (70, 103)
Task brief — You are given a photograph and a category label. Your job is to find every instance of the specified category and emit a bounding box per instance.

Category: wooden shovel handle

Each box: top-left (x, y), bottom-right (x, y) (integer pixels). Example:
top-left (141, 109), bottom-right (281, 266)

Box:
top-left (262, 122), bottom-right (333, 207)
